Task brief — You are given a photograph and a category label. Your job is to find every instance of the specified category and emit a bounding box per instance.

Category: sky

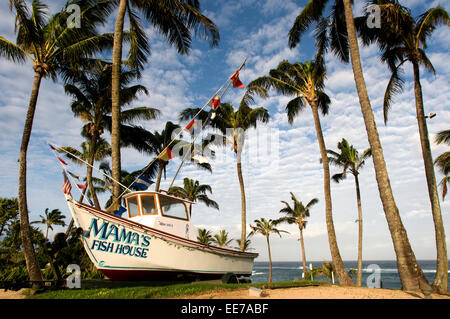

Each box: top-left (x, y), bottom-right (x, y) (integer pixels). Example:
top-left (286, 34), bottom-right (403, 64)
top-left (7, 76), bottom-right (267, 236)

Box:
top-left (0, 0), bottom-right (449, 263)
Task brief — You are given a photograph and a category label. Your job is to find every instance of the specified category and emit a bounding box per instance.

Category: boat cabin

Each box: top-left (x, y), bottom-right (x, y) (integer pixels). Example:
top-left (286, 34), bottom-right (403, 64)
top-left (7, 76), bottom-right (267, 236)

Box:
top-left (122, 191), bottom-right (197, 240)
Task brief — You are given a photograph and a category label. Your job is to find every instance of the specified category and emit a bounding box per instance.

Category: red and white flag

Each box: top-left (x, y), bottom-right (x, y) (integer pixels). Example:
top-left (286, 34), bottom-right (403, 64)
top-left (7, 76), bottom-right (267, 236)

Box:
top-left (230, 70), bottom-right (245, 88)
top-left (184, 119), bottom-right (195, 135)
top-left (57, 157), bottom-right (68, 165)
top-left (208, 94), bottom-right (221, 110)
top-left (62, 170), bottom-right (72, 195)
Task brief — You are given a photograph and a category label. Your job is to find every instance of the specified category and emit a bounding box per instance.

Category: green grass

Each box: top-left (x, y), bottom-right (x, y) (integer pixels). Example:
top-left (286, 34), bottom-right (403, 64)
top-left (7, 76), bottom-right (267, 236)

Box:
top-left (26, 280), bottom-right (328, 299)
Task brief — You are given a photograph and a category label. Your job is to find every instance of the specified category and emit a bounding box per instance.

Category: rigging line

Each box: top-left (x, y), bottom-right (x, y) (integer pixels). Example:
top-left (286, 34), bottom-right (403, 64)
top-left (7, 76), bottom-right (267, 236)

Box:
top-left (47, 142), bottom-right (90, 203)
top-left (48, 141), bottom-right (134, 195)
top-left (121, 58), bottom-right (248, 196)
top-left (167, 58), bottom-right (247, 189)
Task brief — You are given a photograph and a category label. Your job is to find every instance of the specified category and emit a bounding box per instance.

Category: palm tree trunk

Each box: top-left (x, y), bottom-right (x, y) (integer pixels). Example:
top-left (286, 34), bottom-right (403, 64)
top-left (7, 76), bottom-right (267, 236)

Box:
top-left (299, 226), bottom-right (307, 280)
top-left (354, 173), bottom-right (363, 287)
top-left (310, 100), bottom-right (354, 286)
top-left (237, 159), bottom-right (247, 252)
top-left (87, 131), bottom-right (101, 209)
top-left (342, 0), bottom-right (431, 292)
top-left (18, 70), bottom-right (44, 283)
top-left (266, 234), bottom-right (272, 283)
top-left (155, 161), bottom-right (164, 191)
top-left (412, 61), bottom-right (448, 294)
top-left (111, 0), bottom-right (127, 203)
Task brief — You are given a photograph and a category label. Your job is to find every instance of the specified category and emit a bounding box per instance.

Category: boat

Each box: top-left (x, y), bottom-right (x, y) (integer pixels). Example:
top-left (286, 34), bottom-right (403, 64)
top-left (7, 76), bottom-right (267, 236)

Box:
top-left (57, 59), bottom-right (257, 281)
top-left (64, 189), bottom-right (258, 281)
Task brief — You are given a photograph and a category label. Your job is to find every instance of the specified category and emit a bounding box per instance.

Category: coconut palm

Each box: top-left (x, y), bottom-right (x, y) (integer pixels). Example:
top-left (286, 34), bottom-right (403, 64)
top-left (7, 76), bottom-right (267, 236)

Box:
top-left (0, 0), bottom-right (114, 282)
top-left (235, 235), bottom-right (252, 252)
top-left (356, 1), bottom-right (449, 293)
top-left (250, 59), bottom-right (353, 286)
top-left (288, 0), bottom-right (432, 293)
top-left (60, 137), bottom-right (111, 209)
top-left (64, 62), bottom-right (159, 208)
top-left (197, 228), bottom-right (213, 245)
top-left (109, 0), bottom-right (220, 205)
top-left (180, 86), bottom-right (269, 251)
top-left (31, 208), bottom-right (66, 240)
top-left (168, 177), bottom-right (218, 216)
top-left (212, 230), bottom-right (233, 248)
top-left (435, 130), bottom-right (450, 200)
top-left (140, 121), bottom-right (212, 192)
top-left (327, 138), bottom-right (371, 286)
top-left (249, 218), bottom-right (288, 283)
top-left (278, 193), bottom-right (318, 280)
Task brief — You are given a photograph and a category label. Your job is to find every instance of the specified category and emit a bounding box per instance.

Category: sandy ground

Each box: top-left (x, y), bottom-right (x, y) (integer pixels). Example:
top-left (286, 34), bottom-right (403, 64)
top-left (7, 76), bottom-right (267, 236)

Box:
top-left (183, 285), bottom-right (450, 299)
top-left (1, 286), bottom-right (449, 299)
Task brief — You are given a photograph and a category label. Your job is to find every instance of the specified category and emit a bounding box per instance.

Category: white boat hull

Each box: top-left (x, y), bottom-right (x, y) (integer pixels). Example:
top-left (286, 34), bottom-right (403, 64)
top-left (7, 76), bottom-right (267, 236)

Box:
top-left (65, 195), bottom-right (258, 281)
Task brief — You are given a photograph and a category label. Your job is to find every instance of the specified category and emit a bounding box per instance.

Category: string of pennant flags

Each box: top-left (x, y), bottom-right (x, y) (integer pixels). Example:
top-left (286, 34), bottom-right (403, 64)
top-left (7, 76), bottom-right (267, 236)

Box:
top-left (48, 59), bottom-right (247, 215)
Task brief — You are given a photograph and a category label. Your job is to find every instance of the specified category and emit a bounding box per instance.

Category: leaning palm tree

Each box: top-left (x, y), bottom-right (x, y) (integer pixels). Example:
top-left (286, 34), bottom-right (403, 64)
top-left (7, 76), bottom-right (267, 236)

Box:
top-left (109, 0), bottom-right (220, 205)
top-left (356, 1), bottom-right (449, 293)
top-left (249, 218), bottom-right (288, 283)
top-left (168, 177), bottom-right (219, 216)
top-left (212, 230), bottom-right (233, 248)
top-left (180, 86), bottom-right (269, 251)
top-left (31, 208), bottom-right (66, 240)
top-left (197, 228), bottom-right (213, 245)
top-left (288, 0), bottom-right (432, 293)
top-left (250, 59), bottom-right (353, 286)
top-left (0, 0), bottom-right (114, 282)
top-left (64, 62), bottom-right (159, 208)
top-left (435, 130), bottom-right (450, 200)
top-left (278, 193), bottom-right (318, 280)
top-left (327, 138), bottom-right (371, 286)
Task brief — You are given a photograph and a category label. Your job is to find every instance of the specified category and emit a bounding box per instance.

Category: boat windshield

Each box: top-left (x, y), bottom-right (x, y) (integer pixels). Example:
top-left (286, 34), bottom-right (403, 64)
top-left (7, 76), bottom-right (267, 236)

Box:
top-left (159, 196), bottom-right (188, 220)
top-left (141, 194), bottom-right (157, 215)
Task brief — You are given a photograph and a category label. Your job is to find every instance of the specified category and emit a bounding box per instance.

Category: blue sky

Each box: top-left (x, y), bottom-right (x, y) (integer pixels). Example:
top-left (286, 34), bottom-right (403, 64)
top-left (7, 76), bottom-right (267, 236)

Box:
top-left (0, 0), bottom-right (449, 263)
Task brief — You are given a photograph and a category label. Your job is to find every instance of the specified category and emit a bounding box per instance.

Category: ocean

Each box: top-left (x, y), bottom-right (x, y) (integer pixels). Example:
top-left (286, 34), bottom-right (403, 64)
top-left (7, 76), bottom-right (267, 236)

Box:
top-left (250, 260), bottom-right (450, 290)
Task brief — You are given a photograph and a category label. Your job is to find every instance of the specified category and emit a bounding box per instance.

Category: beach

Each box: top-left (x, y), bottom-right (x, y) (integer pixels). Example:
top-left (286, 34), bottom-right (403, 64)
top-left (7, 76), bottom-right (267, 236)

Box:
top-left (2, 285), bottom-right (450, 299)
top-left (184, 285), bottom-right (450, 299)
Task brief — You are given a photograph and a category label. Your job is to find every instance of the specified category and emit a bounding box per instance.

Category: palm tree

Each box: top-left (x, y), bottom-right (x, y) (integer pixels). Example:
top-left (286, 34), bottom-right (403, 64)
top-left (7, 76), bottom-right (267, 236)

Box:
top-left (288, 0), bottom-right (432, 293)
top-left (60, 137), bottom-right (111, 209)
top-left (356, 1), bottom-right (449, 293)
top-left (0, 0), bottom-right (114, 282)
top-left (180, 87), bottom-right (269, 251)
top-left (278, 193), bottom-right (318, 280)
top-left (168, 177), bottom-right (219, 216)
top-left (31, 208), bottom-right (66, 240)
top-left (64, 62), bottom-right (159, 208)
top-left (212, 230), bottom-right (233, 248)
top-left (327, 138), bottom-right (371, 286)
top-left (141, 121), bottom-right (212, 192)
top-left (109, 0), bottom-right (220, 205)
top-left (249, 218), bottom-right (288, 283)
top-left (250, 59), bottom-right (353, 286)
top-left (435, 130), bottom-right (450, 200)
top-left (197, 228), bottom-right (213, 245)
top-left (235, 235), bottom-right (252, 252)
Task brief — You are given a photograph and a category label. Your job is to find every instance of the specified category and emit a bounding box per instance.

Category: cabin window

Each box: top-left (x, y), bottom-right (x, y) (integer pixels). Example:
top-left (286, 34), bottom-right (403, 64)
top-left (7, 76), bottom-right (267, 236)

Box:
top-left (159, 196), bottom-right (188, 220)
top-left (141, 195), bottom-right (157, 215)
top-left (126, 196), bottom-right (140, 218)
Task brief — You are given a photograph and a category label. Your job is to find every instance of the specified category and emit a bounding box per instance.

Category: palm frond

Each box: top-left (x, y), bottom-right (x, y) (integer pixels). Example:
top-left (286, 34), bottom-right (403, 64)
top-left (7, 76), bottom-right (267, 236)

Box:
top-left (383, 59), bottom-right (406, 124)
top-left (288, 0), bottom-right (330, 48)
